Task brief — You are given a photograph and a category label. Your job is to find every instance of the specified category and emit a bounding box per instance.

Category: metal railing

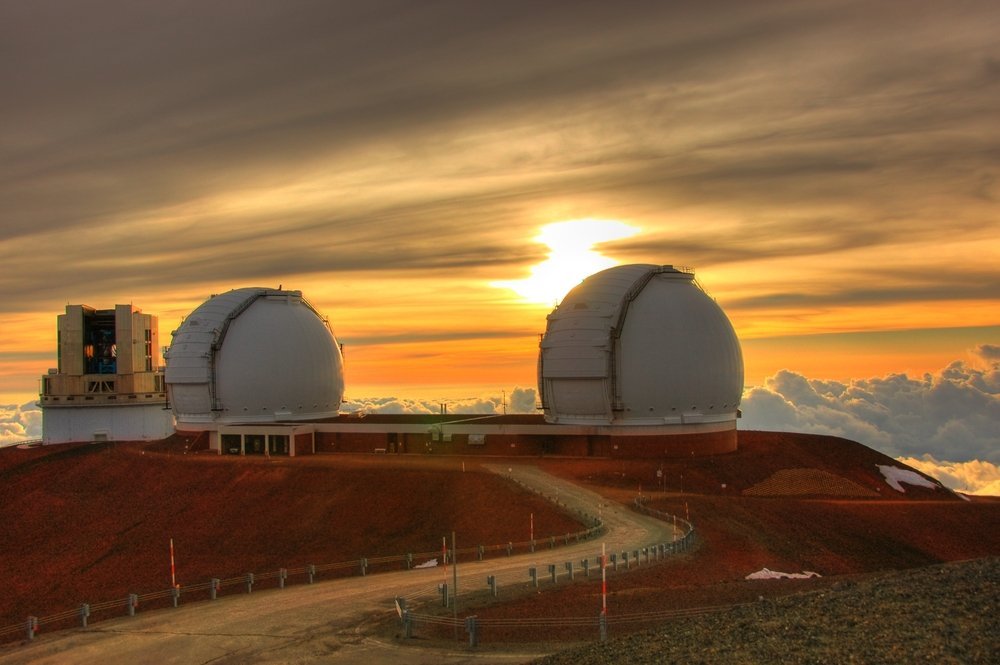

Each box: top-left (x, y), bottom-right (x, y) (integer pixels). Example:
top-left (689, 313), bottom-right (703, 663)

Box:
top-left (0, 438), bottom-right (42, 449)
top-left (632, 496), bottom-right (695, 539)
top-left (401, 602), bottom-right (739, 646)
top-left (3, 475), bottom-right (689, 645)
top-left (0, 520), bottom-right (605, 644)
top-left (393, 504), bottom-right (700, 648)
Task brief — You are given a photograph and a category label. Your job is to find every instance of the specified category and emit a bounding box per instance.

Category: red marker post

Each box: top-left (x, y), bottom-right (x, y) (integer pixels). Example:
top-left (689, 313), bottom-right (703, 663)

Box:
top-left (170, 538), bottom-right (178, 589)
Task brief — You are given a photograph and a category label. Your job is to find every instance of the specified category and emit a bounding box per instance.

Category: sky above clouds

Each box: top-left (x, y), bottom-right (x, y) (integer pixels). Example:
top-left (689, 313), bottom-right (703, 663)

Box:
top-left (1, 1), bottom-right (997, 479)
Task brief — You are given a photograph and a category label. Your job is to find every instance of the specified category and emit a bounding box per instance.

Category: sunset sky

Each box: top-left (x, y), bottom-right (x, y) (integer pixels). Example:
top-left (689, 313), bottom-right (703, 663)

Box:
top-left (2, 2), bottom-right (998, 475)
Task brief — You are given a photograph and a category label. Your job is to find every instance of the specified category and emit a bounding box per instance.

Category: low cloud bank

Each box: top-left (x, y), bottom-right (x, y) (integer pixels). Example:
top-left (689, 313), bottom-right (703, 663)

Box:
top-left (341, 387), bottom-right (538, 417)
top-left (0, 401), bottom-right (42, 446)
top-left (741, 346), bottom-right (999, 494)
top-left (897, 456), bottom-right (1000, 497)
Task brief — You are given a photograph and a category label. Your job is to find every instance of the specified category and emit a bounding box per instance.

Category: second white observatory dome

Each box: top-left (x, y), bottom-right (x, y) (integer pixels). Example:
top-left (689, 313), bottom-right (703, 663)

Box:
top-left (538, 264), bottom-right (743, 426)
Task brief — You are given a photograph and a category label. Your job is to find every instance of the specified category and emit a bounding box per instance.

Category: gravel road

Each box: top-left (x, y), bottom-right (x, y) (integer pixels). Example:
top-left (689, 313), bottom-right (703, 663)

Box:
top-left (0, 465), bottom-right (676, 665)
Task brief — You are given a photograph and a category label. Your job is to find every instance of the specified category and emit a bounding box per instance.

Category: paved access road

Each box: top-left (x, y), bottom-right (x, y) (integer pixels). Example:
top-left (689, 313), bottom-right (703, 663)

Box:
top-left (0, 465), bottom-right (678, 665)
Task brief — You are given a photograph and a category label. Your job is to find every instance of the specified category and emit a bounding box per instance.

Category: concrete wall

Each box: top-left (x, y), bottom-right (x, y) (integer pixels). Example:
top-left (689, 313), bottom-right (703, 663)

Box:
top-left (608, 427), bottom-right (737, 457)
top-left (315, 424), bottom-right (734, 458)
top-left (42, 404), bottom-right (176, 444)
top-left (200, 423), bottom-right (737, 459)
top-left (294, 432), bottom-right (314, 456)
top-left (315, 431), bottom-right (390, 453)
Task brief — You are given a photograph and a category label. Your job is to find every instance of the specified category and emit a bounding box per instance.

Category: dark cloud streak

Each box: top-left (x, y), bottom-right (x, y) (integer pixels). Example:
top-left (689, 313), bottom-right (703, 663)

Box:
top-left (2, 0), bottom-right (998, 324)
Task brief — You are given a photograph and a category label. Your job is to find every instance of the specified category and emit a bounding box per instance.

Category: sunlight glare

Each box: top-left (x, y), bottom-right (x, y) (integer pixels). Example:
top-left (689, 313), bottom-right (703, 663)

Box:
top-left (494, 219), bottom-right (639, 305)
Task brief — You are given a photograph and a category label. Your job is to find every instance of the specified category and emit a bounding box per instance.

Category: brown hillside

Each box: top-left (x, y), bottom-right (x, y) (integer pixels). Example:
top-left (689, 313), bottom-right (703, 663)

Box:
top-left (0, 442), bottom-right (582, 631)
top-left (2, 429), bottom-right (997, 648)
top-left (538, 430), bottom-right (954, 500)
top-left (454, 432), bottom-right (999, 642)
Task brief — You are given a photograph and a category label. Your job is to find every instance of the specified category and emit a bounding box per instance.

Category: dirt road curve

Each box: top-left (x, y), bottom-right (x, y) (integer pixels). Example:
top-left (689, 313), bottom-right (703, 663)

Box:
top-left (0, 465), bottom-right (677, 665)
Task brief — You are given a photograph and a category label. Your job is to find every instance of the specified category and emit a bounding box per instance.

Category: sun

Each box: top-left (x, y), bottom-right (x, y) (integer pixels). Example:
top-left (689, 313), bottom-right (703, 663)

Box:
top-left (494, 219), bottom-right (639, 305)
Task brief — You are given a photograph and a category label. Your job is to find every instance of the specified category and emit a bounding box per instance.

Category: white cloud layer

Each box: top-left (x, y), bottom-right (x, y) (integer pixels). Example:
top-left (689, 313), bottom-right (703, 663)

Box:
top-left (897, 456), bottom-right (1000, 497)
top-left (0, 401), bottom-right (42, 446)
top-left (740, 347), bottom-right (1000, 494)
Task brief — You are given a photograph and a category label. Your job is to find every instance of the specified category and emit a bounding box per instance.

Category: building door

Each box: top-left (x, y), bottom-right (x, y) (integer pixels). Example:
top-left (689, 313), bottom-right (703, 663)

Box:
top-left (244, 434), bottom-right (265, 455)
top-left (268, 434), bottom-right (289, 455)
top-left (222, 434), bottom-right (242, 455)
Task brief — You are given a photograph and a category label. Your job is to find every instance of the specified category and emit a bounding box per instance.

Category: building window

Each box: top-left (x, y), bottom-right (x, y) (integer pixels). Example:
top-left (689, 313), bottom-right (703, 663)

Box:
top-left (86, 380), bottom-right (115, 393)
top-left (222, 434), bottom-right (242, 455)
top-left (244, 434), bottom-right (266, 455)
top-left (84, 310), bottom-right (117, 374)
top-left (145, 329), bottom-right (153, 371)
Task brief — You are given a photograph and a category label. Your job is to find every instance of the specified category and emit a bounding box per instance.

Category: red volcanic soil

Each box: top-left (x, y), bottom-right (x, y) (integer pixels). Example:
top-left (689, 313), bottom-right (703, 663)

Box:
top-left (2, 430), bottom-right (998, 646)
top-left (0, 441), bottom-right (582, 631)
top-left (539, 430), bottom-right (956, 500)
top-left (454, 432), bottom-right (1000, 642)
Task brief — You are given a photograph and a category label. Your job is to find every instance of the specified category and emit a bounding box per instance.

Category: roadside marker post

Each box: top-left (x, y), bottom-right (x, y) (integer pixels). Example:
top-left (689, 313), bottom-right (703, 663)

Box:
top-left (169, 538), bottom-right (178, 589)
top-left (438, 582), bottom-right (449, 607)
top-left (600, 543), bottom-right (608, 642)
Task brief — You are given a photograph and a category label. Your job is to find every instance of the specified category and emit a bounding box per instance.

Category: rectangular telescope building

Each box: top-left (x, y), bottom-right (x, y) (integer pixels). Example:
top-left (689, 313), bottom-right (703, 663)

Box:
top-left (39, 304), bottom-right (175, 444)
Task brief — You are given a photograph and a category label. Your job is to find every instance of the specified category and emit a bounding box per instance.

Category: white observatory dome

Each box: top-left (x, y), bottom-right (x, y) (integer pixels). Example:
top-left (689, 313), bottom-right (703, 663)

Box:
top-left (165, 288), bottom-right (344, 425)
top-left (538, 265), bottom-right (743, 426)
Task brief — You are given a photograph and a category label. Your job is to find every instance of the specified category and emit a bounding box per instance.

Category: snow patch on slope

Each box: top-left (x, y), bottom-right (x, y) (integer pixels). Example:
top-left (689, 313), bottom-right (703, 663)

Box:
top-left (746, 568), bottom-right (821, 580)
top-left (878, 465), bottom-right (939, 493)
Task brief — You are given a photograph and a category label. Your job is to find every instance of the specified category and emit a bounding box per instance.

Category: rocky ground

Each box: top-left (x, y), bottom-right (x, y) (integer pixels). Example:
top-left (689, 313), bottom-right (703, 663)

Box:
top-left (534, 557), bottom-right (999, 664)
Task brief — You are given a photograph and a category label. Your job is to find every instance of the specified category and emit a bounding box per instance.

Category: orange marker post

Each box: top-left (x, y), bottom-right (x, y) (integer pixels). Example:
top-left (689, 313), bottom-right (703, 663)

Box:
top-left (170, 538), bottom-right (178, 589)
